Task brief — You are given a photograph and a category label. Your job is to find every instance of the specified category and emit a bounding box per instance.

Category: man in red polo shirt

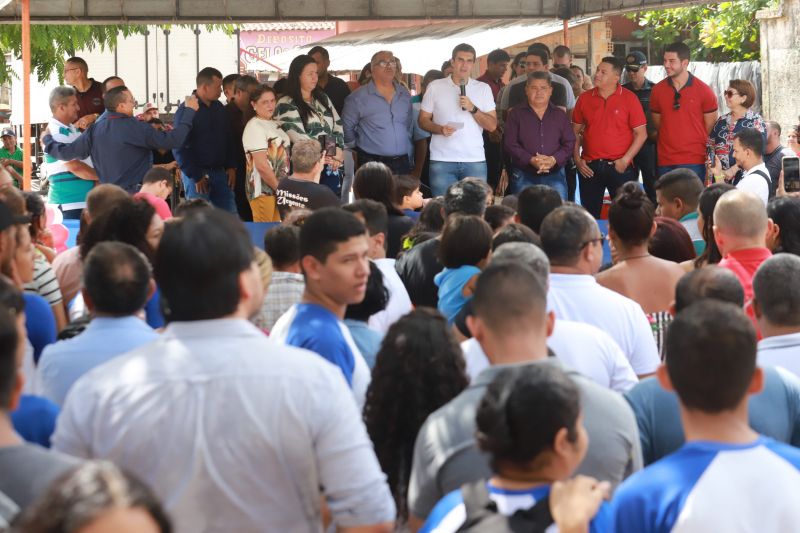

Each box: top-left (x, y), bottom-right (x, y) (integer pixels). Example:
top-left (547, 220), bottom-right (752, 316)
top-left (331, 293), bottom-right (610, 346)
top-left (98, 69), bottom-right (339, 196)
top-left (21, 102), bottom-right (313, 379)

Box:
top-left (64, 56), bottom-right (105, 131)
top-left (651, 42), bottom-right (718, 181)
top-left (572, 56), bottom-right (647, 217)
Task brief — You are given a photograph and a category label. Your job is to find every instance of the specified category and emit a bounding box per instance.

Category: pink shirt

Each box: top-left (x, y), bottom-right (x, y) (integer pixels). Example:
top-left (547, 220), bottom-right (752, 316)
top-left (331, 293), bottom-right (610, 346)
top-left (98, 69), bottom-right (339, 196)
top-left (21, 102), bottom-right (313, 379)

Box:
top-left (134, 191), bottom-right (172, 220)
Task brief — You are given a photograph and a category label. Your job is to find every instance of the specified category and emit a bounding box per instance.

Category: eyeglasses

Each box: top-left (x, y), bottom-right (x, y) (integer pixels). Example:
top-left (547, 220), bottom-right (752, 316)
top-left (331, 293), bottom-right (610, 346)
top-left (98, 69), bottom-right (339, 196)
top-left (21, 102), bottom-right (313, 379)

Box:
top-left (375, 60), bottom-right (397, 68)
top-left (673, 91), bottom-right (681, 111)
top-left (579, 232), bottom-right (606, 249)
top-left (63, 67), bottom-right (80, 74)
top-left (724, 90), bottom-right (739, 98)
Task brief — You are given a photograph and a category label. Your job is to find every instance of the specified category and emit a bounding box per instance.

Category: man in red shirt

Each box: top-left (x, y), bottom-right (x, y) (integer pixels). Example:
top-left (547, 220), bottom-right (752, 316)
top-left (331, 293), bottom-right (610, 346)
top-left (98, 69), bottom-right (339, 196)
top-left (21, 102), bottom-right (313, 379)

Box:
top-left (572, 56), bottom-right (647, 217)
top-left (651, 42), bottom-right (718, 181)
top-left (63, 57), bottom-right (105, 131)
top-left (714, 188), bottom-right (772, 327)
top-left (478, 49), bottom-right (510, 191)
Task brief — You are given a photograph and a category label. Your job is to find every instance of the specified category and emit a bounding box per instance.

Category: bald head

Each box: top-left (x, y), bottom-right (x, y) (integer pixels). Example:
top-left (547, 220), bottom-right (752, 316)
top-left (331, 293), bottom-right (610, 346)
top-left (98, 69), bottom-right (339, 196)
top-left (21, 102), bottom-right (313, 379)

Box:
top-left (713, 189), bottom-right (767, 240)
top-left (674, 266), bottom-right (745, 313)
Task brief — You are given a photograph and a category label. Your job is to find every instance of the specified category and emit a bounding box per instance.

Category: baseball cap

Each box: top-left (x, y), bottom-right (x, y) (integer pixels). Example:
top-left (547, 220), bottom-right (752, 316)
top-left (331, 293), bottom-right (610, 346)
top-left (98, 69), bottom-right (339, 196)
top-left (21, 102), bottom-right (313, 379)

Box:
top-left (0, 202), bottom-right (31, 232)
top-left (0, 128), bottom-right (15, 138)
top-left (625, 51), bottom-right (647, 71)
top-left (143, 103), bottom-right (158, 113)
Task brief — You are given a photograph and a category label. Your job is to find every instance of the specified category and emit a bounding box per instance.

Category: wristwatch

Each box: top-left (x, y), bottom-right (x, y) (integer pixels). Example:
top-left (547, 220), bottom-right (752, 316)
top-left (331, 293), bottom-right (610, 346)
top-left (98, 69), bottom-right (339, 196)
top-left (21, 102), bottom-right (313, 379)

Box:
top-left (470, 105), bottom-right (478, 115)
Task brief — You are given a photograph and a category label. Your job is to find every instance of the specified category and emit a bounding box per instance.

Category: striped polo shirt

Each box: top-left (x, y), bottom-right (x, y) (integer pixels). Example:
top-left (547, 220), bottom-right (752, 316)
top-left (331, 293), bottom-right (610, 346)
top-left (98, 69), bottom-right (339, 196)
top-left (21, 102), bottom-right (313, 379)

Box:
top-left (45, 118), bottom-right (94, 209)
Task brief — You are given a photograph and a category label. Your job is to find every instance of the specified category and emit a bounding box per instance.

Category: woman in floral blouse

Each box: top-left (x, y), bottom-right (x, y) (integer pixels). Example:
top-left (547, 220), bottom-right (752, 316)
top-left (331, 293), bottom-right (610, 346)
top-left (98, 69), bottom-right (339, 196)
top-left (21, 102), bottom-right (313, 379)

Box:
top-left (707, 79), bottom-right (766, 184)
top-left (275, 54), bottom-right (345, 198)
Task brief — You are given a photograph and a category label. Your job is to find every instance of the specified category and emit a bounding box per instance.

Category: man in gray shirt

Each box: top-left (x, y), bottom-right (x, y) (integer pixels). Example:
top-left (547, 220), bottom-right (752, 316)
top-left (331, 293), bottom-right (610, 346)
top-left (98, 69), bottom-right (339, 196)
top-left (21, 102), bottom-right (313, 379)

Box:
top-left (406, 262), bottom-right (641, 528)
top-left (625, 266), bottom-right (800, 465)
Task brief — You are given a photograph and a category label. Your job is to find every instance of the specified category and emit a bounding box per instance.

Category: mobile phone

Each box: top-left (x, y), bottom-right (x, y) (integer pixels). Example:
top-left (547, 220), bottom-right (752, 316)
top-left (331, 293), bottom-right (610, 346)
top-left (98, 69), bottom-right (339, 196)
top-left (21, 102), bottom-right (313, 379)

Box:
top-left (784, 156), bottom-right (800, 193)
top-left (325, 137), bottom-right (337, 157)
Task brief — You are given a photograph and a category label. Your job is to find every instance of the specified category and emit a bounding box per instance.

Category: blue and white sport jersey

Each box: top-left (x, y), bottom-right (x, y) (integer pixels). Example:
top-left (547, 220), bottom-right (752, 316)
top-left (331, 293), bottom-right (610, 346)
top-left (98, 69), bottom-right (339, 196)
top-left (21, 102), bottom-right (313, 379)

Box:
top-left (611, 436), bottom-right (800, 532)
top-left (271, 303), bottom-right (370, 408)
top-left (420, 482), bottom-right (612, 533)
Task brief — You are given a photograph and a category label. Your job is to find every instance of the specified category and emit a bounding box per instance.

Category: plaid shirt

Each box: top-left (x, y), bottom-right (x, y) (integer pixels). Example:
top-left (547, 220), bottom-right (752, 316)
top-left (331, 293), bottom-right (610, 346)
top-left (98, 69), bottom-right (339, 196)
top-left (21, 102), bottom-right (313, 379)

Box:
top-left (259, 272), bottom-right (305, 332)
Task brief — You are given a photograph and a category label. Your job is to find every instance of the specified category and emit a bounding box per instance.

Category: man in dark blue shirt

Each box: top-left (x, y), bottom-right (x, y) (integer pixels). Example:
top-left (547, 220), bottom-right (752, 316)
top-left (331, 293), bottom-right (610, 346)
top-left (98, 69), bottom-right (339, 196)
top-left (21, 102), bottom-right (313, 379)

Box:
top-left (623, 51), bottom-right (657, 203)
top-left (44, 86), bottom-right (198, 193)
top-left (173, 67), bottom-right (238, 213)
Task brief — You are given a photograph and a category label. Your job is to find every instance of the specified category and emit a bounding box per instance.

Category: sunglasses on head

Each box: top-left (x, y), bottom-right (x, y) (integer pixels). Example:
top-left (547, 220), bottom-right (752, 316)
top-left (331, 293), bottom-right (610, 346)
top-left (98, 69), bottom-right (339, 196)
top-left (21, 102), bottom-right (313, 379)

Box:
top-left (625, 65), bottom-right (640, 72)
top-left (673, 91), bottom-right (681, 111)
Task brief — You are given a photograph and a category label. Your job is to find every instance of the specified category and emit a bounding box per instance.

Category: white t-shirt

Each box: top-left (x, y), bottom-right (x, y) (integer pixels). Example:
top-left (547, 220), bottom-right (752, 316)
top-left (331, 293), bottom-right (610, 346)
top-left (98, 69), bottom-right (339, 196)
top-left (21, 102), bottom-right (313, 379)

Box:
top-left (758, 332), bottom-right (800, 377)
top-left (548, 274), bottom-right (660, 376)
top-left (737, 162), bottom-right (771, 205)
top-left (421, 77), bottom-right (496, 163)
top-left (461, 319), bottom-right (639, 392)
top-left (368, 258), bottom-right (413, 335)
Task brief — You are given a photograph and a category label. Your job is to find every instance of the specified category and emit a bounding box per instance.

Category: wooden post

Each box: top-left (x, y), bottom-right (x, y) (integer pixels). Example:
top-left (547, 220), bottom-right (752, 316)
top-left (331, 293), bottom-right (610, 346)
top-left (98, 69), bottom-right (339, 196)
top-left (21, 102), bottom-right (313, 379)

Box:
top-left (563, 19), bottom-right (570, 47)
top-left (21, 0), bottom-right (31, 191)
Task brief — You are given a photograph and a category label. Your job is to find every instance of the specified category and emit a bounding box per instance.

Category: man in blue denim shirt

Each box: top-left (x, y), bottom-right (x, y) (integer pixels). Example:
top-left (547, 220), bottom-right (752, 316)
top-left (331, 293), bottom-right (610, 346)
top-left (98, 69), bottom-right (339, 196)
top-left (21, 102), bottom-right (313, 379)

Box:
top-left (173, 67), bottom-right (238, 213)
top-left (44, 86), bottom-right (198, 193)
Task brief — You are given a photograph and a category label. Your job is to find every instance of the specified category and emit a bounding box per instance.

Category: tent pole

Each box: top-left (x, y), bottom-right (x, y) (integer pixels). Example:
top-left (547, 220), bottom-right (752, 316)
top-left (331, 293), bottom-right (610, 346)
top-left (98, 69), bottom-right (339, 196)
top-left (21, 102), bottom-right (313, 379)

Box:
top-left (21, 0), bottom-right (31, 191)
top-left (563, 19), bottom-right (569, 47)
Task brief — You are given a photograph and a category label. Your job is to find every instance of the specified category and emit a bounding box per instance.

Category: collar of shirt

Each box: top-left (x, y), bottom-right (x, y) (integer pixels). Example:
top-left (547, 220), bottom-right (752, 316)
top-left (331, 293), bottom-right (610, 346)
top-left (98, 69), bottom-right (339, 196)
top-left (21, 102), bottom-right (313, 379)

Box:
top-left (270, 271), bottom-right (305, 284)
top-left (671, 72), bottom-right (695, 92)
top-left (518, 101), bottom-right (560, 119)
top-left (365, 80), bottom-right (406, 98)
top-left (589, 84), bottom-right (623, 99)
top-left (549, 273), bottom-right (598, 287)
top-left (680, 211), bottom-right (699, 223)
top-left (723, 109), bottom-right (760, 128)
top-left (744, 162), bottom-right (770, 177)
top-left (162, 318), bottom-right (265, 341)
top-left (723, 247), bottom-right (772, 265)
top-left (472, 358), bottom-right (562, 387)
top-left (625, 79), bottom-right (654, 92)
top-left (759, 331), bottom-right (800, 352)
top-left (85, 316), bottom-right (154, 332)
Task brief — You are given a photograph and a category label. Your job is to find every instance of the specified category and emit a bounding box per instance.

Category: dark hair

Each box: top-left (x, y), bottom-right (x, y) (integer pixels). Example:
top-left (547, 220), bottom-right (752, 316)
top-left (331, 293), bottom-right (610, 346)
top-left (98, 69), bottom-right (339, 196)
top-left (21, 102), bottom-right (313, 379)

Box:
top-left (753, 254), bottom-right (800, 327)
top-left (492, 223), bottom-right (540, 251)
top-left (438, 215), bottom-right (492, 268)
top-left (609, 182), bottom-right (655, 246)
top-left (511, 52), bottom-right (527, 70)
top-left (550, 67), bottom-right (576, 85)
top-left (695, 183), bottom-right (736, 267)
top-left (517, 184), bottom-right (563, 234)
top-left (13, 460), bottom-right (172, 533)
top-left (674, 266), bottom-right (745, 312)
top-left (665, 300), bottom-right (756, 412)
top-left (540, 205), bottom-right (596, 266)
top-left (394, 174), bottom-right (421, 204)
top-left (0, 300), bottom-right (20, 409)
top-left (421, 70), bottom-right (444, 96)
top-left (250, 83), bottom-right (277, 103)
top-left (23, 192), bottom-right (46, 241)
top-left (451, 43), bottom-right (476, 60)
top-left (601, 56), bottom-right (624, 75)
top-left (487, 49), bottom-right (511, 64)
top-left (65, 57), bottom-right (88, 71)
top-left (501, 194), bottom-right (518, 210)
top-left (300, 207), bottom-right (366, 264)
top-left (222, 73), bottom-right (240, 88)
top-left (235, 74), bottom-right (258, 92)
top-left (728, 79), bottom-right (757, 109)
top-left (344, 261), bottom-right (388, 322)
top-left (80, 198), bottom-right (157, 262)
top-left (553, 45), bottom-right (572, 59)
top-left (440, 60), bottom-right (452, 73)
top-left (649, 217), bottom-right (696, 263)
top-left (472, 262), bottom-right (547, 334)
top-left (358, 63), bottom-right (372, 85)
top-left (664, 42), bottom-right (691, 62)
top-left (83, 242), bottom-right (152, 316)
top-left (155, 209), bottom-right (254, 321)
top-left (196, 67), bottom-right (223, 88)
top-left (353, 162), bottom-right (403, 215)
top-left (142, 167), bottom-right (173, 186)
top-left (526, 49), bottom-right (548, 66)
top-left (104, 86), bottom-right (129, 113)
top-left (526, 70), bottom-right (553, 87)
top-left (443, 179), bottom-right (489, 217)
top-left (767, 197), bottom-right (800, 256)
top-left (286, 55), bottom-right (331, 128)
top-left (343, 199), bottom-right (389, 238)
top-left (100, 76), bottom-right (123, 94)
top-left (527, 43), bottom-right (551, 59)
top-left (173, 198), bottom-right (212, 217)
top-left (766, 121), bottom-right (782, 136)
top-left (476, 364), bottom-right (580, 471)
top-left (484, 205), bottom-right (515, 232)
top-left (734, 127), bottom-right (765, 157)
top-left (363, 308), bottom-right (468, 520)
top-left (85, 184), bottom-right (129, 220)
top-left (403, 198), bottom-right (445, 247)
top-left (307, 45), bottom-right (329, 60)
top-left (263, 225), bottom-right (301, 270)
top-left (655, 168), bottom-right (703, 209)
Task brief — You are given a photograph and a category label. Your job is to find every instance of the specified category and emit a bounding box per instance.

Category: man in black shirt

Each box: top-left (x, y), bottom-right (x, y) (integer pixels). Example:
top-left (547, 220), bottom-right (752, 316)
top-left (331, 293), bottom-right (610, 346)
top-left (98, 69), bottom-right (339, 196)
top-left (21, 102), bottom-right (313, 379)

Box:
top-left (764, 121), bottom-right (797, 185)
top-left (507, 49), bottom-right (568, 112)
top-left (309, 46), bottom-right (351, 116)
top-left (227, 75), bottom-right (259, 221)
top-left (276, 139), bottom-right (340, 219)
top-left (623, 51), bottom-right (657, 203)
top-left (395, 178), bottom-right (489, 308)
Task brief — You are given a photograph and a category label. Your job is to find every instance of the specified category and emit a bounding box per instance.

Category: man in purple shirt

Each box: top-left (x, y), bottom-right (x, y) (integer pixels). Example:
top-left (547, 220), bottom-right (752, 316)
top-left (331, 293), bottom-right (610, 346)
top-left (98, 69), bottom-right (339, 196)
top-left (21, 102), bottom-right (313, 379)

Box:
top-left (503, 71), bottom-right (575, 198)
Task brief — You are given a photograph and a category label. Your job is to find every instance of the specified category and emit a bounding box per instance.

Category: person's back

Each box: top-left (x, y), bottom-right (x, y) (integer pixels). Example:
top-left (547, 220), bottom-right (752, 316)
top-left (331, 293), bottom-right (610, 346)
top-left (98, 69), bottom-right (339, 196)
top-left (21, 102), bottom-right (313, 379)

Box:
top-left (275, 139), bottom-right (340, 218)
top-left (37, 242), bottom-right (159, 406)
top-left (261, 225), bottom-right (305, 331)
top-left (52, 210), bottom-right (395, 533)
top-left (754, 254), bottom-right (800, 376)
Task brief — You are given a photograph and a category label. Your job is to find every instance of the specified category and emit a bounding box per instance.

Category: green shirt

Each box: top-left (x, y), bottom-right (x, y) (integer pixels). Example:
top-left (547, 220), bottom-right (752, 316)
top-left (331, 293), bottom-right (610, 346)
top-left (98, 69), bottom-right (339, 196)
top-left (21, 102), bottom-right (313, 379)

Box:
top-left (0, 147), bottom-right (23, 162)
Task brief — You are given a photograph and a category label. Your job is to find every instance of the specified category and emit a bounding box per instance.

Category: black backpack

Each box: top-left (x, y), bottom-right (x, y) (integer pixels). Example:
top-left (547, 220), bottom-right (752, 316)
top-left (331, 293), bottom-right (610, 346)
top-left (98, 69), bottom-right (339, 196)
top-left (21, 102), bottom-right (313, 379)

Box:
top-left (455, 481), bottom-right (554, 532)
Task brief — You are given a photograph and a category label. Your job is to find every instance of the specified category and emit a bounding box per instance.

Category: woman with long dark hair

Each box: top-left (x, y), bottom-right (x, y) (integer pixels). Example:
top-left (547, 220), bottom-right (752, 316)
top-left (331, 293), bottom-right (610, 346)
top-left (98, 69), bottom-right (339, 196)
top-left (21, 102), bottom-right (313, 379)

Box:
top-left (690, 182), bottom-right (736, 270)
top-left (275, 54), bottom-right (345, 198)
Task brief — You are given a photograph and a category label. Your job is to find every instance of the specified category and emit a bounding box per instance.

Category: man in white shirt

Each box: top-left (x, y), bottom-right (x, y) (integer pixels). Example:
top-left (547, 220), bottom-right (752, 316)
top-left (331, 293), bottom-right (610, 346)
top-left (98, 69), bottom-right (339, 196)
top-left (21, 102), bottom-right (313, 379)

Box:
top-left (418, 43), bottom-right (497, 196)
top-left (343, 200), bottom-right (412, 335)
top-left (728, 127), bottom-right (772, 204)
top-left (53, 209), bottom-right (395, 533)
top-left (540, 205), bottom-right (661, 377)
top-left (754, 254), bottom-right (800, 375)
top-left (460, 242), bottom-right (638, 392)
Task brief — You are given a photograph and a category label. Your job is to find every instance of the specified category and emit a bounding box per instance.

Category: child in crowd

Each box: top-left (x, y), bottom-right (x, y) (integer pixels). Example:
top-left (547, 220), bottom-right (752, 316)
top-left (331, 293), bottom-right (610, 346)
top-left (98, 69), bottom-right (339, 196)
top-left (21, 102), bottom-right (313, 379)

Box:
top-left (395, 174), bottom-right (424, 220)
top-left (434, 215), bottom-right (492, 324)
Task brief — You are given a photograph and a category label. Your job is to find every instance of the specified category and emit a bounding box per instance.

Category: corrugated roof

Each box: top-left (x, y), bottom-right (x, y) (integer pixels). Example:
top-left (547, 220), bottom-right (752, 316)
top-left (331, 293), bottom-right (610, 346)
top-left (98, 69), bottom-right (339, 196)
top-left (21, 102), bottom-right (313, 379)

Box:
top-left (241, 22), bottom-right (337, 31)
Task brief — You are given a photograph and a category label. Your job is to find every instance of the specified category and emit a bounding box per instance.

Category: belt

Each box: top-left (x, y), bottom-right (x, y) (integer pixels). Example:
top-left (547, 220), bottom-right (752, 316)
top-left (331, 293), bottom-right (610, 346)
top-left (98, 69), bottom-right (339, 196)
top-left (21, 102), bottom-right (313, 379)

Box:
top-left (357, 149), bottom-right (407, 161)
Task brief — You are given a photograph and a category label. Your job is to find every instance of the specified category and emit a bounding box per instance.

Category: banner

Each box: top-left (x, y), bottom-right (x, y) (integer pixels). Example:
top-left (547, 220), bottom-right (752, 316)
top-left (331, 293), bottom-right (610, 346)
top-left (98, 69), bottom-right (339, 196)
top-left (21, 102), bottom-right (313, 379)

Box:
top-left (240, 29), bottom-right (336, 70)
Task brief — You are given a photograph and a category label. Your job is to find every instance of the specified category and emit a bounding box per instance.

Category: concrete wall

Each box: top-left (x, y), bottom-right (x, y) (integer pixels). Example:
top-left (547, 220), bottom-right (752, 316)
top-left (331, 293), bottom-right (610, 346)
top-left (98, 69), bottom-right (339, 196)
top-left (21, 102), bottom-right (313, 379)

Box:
top-left (757, 0), bottom-right (800, 138)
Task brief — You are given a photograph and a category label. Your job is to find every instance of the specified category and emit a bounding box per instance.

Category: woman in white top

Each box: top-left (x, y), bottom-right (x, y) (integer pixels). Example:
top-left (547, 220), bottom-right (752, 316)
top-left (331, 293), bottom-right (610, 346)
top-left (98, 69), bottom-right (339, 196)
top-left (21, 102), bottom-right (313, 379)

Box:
top-left (242, 85), bottom-right (291, 222)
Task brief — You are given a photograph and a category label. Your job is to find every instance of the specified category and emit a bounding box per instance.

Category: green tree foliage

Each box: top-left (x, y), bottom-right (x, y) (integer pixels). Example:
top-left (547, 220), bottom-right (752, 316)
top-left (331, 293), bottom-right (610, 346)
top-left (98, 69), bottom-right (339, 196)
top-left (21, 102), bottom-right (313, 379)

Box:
top-left (629, 0), bottom-right (772, 62)
top-left (0, 24), bottom-right (234, 84)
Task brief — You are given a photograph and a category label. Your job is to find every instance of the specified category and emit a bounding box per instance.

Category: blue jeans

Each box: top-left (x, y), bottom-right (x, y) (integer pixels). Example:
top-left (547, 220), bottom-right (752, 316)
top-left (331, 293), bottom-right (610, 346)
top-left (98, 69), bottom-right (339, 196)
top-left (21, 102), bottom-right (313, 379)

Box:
top-left (509, 167), bottom-right (568, 199)
top-left (429, 161), bottom-right (487, 197)
top-left (182, 169), bottom-right (237, 214)
top-left (657, 164), bottom-right (706, 182)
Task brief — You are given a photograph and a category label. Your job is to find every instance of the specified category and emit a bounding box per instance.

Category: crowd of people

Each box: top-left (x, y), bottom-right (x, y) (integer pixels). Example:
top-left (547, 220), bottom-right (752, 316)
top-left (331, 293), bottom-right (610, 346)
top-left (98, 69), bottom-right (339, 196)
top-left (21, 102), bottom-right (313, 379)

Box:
top-left (0, 37), bottom-right (798, 532)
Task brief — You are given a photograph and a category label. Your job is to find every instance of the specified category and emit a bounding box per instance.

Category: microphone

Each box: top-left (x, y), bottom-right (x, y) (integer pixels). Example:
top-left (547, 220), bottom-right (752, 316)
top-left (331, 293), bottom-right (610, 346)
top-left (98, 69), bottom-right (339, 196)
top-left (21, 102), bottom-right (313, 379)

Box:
top-left (460, 79), bottom-right (467, 111)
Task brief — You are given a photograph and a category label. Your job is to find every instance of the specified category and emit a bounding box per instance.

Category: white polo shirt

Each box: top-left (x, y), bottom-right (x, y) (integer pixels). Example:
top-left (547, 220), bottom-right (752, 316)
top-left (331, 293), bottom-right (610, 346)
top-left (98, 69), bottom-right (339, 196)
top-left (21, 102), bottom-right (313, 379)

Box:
top-left (737, 162), bottom-right (771, 205)
top-left (421, 76), bottom-right (496, 163)
top-left (548, 274), bottom-right (660, 376)
top-left (758, 331), bottom-right (800, 377)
